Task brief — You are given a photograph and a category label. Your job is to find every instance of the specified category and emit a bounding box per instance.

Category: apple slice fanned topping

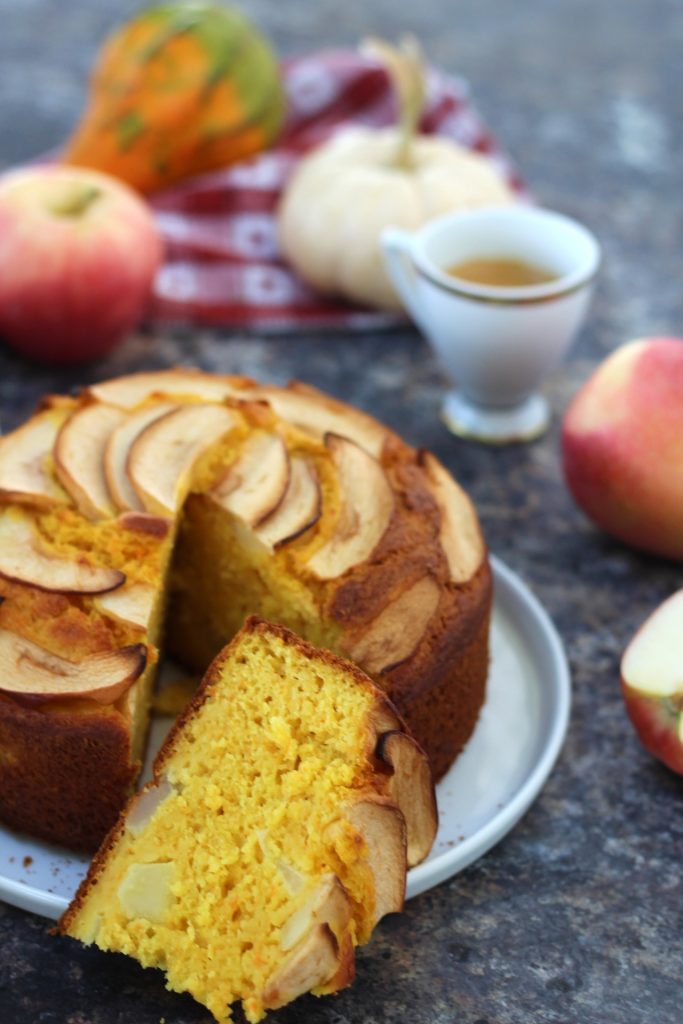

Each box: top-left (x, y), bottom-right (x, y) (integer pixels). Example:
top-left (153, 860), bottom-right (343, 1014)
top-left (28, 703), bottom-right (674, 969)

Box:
top-left (0, 628), bottom-right (146, 703)
top-left (345, 576), bottom-right (440, 675)
top-left (376, 731), bottom-right (438, 868)
top-left (251, 384), bottom-right (387, 457)
top-left (210, 432), bottom-right (290, 527)
top-left (262, 924), bottom-right (346, 1011)
top-left (0, 513), bottom-right (124, 594)
top-left (118, 511), bottom-right (171, 538)
top-left (263, 875), bottom-right (354, 1009)
top-left (105, 402), bottom-right (178, 512)
top-left (87, 369), bottom-right (244, 409)
top-left (255, 456), bottom-right (321, 551)
top-left (279, 874), bottom-right (351, 953)
top-left (54, 403), bottom-right (126, 520)
top-left (345, 797), bottom-right (406, 928)
top-left (305, 434), bottom-right (394, 581)
top-left (129, 404), bottom-right (238, 516)
top-left (418, 451), bottom-right (485, 583)
top-left (96, 582), bottom-right (156, 631)
top-left (0, 409), bottom-right (69, 508)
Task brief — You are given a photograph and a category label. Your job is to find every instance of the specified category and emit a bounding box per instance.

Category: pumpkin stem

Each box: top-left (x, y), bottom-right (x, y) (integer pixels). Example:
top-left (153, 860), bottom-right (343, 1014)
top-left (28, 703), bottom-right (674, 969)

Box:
top-left (361, 35), bottom-right (426, 170)
top-left (47, 183), bottom-right (101, 218)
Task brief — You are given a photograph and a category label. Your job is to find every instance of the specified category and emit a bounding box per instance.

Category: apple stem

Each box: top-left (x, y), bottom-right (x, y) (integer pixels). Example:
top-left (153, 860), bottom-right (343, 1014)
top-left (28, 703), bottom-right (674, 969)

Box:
top-left (48, 184), bottom-right (102, 218)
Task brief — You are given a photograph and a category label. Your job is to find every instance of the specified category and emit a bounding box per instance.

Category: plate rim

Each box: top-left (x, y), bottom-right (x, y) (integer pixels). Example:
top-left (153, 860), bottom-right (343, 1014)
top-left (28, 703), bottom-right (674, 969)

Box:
top-left (0, 554), bottom-right (570, 918)
top-left (406, 553), bottom-right (571, 899)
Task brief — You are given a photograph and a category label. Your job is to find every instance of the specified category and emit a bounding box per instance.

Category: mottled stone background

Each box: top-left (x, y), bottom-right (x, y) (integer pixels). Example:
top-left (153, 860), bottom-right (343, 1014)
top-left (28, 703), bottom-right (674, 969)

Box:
top-left (1, 1), bottom-right (682, 1022)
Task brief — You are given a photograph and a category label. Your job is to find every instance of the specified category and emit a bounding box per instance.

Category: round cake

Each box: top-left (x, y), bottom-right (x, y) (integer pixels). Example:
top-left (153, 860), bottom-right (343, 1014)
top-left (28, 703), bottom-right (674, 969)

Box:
top-left (0, 369), bottom-right (491, 850)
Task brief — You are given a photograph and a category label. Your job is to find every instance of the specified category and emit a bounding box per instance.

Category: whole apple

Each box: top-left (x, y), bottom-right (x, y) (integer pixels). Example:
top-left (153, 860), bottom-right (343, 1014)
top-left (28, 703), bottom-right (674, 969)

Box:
top-left (0, 166), bottom-right (163, 364)
top-left (562, 337), bottom-right (683, 560)
top-left (621, 590), bottom-right (683, 774)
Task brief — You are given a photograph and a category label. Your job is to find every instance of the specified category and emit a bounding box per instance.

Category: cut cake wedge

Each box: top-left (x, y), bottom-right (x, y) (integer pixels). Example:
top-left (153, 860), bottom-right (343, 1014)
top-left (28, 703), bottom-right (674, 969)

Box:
top-left (58, 617), bottom-right (437, 1023)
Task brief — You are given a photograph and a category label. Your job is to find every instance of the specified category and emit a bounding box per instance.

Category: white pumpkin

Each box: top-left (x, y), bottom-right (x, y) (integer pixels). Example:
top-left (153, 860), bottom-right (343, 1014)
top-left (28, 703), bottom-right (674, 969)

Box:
top-left (278, 38), bottom-right (516, 312)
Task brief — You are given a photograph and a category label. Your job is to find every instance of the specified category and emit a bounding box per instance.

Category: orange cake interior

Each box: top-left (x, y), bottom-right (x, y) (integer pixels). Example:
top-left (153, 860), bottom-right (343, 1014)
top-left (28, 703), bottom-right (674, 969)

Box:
top-left (59, 617), bottom-right (437, 1023)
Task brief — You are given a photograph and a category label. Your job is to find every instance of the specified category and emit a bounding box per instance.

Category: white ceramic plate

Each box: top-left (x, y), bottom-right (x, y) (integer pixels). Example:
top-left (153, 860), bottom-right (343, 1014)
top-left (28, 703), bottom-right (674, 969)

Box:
top-left (407, 554), bottom-right (571, 897)
top-left (0, 555), bottom-right (570, 919)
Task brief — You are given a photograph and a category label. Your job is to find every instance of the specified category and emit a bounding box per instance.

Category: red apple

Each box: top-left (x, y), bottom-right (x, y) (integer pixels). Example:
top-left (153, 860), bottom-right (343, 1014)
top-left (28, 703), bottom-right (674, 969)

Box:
top-left (0, 166), bottom-right (163, 364)
top-left (621, 590), bottom-right (683, 774)
top-left (562, 337), bottom-right (683, 560)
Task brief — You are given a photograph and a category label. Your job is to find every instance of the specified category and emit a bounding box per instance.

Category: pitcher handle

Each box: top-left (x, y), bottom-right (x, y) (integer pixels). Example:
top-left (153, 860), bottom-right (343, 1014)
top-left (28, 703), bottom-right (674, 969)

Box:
top-left (381, 227), bottom-right (427, 333)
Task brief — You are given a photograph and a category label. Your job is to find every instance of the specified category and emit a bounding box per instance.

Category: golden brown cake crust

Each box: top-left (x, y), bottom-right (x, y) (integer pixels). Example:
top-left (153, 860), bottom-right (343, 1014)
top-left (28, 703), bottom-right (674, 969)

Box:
top-left (381, 560), bottom-right (492, 780)
top-left (0, 696), bottom-right (137, 850)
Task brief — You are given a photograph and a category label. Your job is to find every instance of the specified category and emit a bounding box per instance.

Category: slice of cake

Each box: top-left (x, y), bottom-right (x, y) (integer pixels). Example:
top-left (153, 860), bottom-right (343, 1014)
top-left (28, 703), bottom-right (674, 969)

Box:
top-left (58, 617), bottom-right (437, 1023)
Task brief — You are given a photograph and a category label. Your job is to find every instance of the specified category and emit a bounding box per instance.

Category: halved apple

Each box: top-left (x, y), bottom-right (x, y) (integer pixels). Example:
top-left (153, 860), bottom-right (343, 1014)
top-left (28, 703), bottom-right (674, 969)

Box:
top-left (377, 731), bottom-right (438, 867)
top-left (0, 628), bottom-right (146, 703)
top-left (252, 383), bottom-right (387, 457)
top-left (255, 456), bottom-right (321, 550)
top-left (621, 589), bottom-right (683, 774)
top-left (97, 582), bottom-right (156, 630)
top-left (419, 450), bottom-right (485, 583)
top-left (87, 369), bottom-right (245, 409)
top-left (0, 513), bottom-right (124, 594)
top-left (54, 404), bottom-right (126, 520)
top-left (128, 404), bottom-right (238, 515)
top-left (105, 402), bottom-right (178, 511)
top-left (210, 432), bottom-right (290, 526)
top-left (305, 434), bottom-right (394, 580)
top-left (345, 575), bottom-right (440, 675)
top-left (0, 409), bottom-right (68, 508)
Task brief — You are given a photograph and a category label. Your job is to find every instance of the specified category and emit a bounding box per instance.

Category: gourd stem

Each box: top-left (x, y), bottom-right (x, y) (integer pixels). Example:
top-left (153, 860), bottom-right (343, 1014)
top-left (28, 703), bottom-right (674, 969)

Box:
top-left (362, 35), bottom-right (426, 170)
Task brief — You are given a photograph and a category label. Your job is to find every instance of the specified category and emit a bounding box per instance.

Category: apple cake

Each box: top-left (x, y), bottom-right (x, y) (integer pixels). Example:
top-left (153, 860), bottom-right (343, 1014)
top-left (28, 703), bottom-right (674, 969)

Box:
top-left (0, 368), bottom-right (491, 850)
top-left (58, 616), bottom-right (437, 1023)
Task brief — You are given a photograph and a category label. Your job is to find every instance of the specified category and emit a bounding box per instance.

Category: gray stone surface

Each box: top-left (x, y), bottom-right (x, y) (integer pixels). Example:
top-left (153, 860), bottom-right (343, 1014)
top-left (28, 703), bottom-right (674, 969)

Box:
top-left (1, 1), bottom-right (683, 1022)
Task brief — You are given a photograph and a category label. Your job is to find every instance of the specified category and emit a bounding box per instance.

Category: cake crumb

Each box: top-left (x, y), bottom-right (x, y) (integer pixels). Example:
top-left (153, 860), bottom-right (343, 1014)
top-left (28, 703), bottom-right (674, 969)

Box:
top-left (23, 856), bottom-right (33, 868)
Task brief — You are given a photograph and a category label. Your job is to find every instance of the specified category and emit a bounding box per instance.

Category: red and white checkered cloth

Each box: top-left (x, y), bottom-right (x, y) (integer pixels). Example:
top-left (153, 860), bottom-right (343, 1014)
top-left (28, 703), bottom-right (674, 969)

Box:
top-left (149, 49), bottom-right (525, 332)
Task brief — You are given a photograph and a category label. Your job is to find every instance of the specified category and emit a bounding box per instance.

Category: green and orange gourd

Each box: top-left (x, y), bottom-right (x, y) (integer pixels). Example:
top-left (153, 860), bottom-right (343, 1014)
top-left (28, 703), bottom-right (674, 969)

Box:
top-left (62, 2), bottom-right (285, 194)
